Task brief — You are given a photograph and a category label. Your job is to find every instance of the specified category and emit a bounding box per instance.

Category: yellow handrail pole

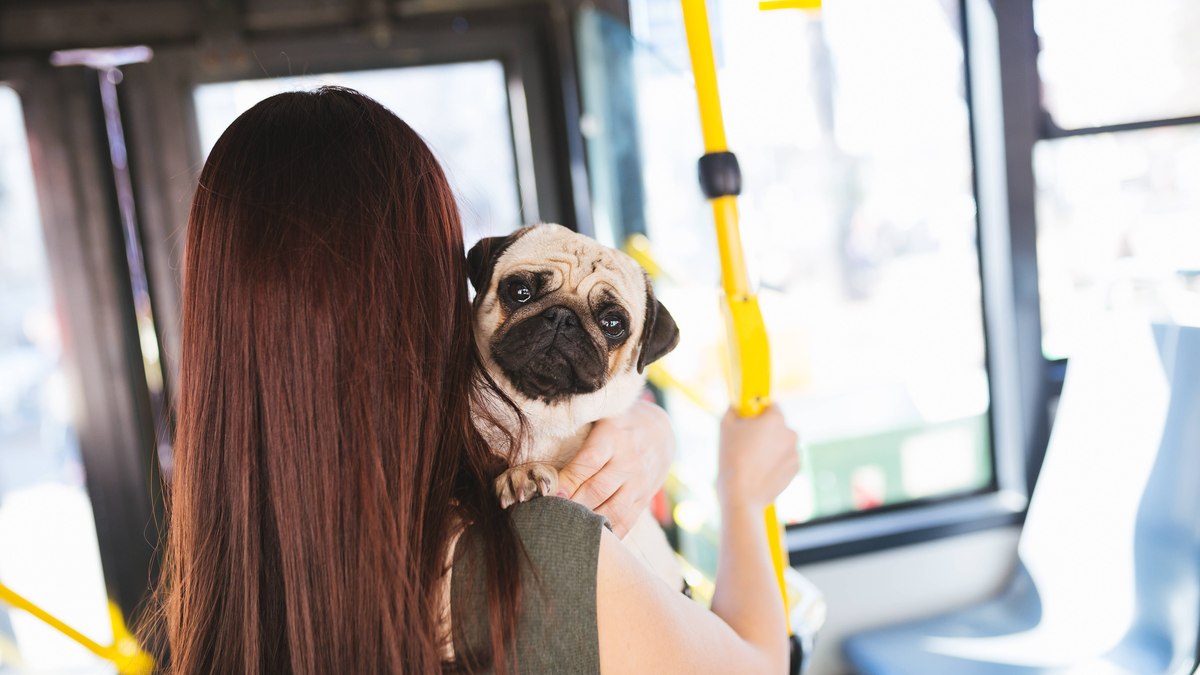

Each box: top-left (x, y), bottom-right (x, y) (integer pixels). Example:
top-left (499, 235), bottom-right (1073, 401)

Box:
top-left (681, 3), bottom-right (727, 155)
top-left (623, 233), bottom-right (672, 283)
top-left (679, 0), bottom-right (791, 631)
top-left (759, 0), bottom-right (821, 10)
top-left (106, 599), bottom-right (155, 675)
top-left (0, 581), bottom-right (109, 659)
top-left (0, 581), bottom-right (153, 674)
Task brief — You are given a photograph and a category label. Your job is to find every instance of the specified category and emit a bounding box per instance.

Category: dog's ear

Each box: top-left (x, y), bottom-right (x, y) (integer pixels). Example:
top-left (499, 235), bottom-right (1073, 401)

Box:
top-left (636, 278), bottom-right (680, 374)
top-left (467, 228), bottom-right (528, 294)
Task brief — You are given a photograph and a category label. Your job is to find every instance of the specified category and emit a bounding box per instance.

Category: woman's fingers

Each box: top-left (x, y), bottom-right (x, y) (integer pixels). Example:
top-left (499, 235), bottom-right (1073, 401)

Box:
top-left (594, 486), bottom-right (646, 538)
top-left (557, 429), bottom-right (618, 509)
top-left (557, 399), bottom-right (674, 532)
top-left (631, 400), bottom-right (675, 489)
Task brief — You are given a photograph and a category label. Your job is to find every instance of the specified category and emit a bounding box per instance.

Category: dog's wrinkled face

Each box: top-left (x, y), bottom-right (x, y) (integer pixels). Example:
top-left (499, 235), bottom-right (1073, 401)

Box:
top-left (467, 224), bottom-right (679, 404)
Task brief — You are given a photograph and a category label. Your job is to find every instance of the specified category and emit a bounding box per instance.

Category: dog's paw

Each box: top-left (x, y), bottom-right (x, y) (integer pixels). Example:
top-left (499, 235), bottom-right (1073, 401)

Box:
top-left (495, 463), bottom-right (559, 508)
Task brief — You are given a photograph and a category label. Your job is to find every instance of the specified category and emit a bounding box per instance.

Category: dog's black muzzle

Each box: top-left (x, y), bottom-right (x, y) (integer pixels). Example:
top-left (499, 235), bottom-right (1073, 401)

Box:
top-left (491, 305), bottom-right (608, 402)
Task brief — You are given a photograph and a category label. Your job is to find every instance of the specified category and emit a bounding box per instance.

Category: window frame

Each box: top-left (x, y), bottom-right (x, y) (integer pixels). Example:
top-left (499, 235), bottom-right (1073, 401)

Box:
top-left (0, 59), bottom-right (165, 620)
top-left (578, 0), bottom-right (1052, 564)
top-left (120, 7), bottom-right (595, 399)
top-left (780, 0), bottom-right (1046, 563)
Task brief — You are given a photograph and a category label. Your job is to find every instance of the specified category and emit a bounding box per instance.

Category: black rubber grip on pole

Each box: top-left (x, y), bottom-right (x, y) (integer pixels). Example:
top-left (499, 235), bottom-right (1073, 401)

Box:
top-left (698, 151), bottom-right (742, 198)
top-left (789, 634), bottom-right (805, 675)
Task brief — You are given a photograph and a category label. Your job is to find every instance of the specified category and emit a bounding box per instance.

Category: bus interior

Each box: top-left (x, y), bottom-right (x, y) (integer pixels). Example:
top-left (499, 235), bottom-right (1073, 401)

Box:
top-left (1, 0), bottom-right (1198, 673)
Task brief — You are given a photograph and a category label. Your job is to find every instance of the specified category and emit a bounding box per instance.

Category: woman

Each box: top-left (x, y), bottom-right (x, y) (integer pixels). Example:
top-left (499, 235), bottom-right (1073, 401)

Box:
top-left (158, 86), bottom-right (799, 673)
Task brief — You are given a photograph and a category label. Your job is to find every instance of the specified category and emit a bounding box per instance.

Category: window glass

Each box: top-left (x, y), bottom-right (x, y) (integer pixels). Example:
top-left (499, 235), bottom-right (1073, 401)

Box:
top-left (1035, 0), bottom-right (1200, 129)
top-left (193, 61), bottom-right (522, 245)
top-left (1036, 125), bottom-right (1200, 360)
top-left (582, 0), bottom-right (993, 560)
top-left (0, 85), bottom-right (113, 671)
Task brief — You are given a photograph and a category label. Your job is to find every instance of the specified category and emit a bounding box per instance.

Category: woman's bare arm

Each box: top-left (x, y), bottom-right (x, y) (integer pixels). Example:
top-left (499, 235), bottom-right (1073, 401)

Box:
top-left (596, 407), bottom-right (799, 674)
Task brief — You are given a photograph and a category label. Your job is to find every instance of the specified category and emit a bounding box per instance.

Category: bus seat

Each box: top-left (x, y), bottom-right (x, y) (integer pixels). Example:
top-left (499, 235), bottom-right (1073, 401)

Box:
top-left (842, 318), bottom-right (1200, 675)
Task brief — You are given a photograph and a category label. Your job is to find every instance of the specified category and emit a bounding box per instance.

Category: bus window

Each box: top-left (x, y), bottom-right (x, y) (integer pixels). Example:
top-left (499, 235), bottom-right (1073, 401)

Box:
top-left (1035, 0), bottom-right (1200, 129)
top-left (1036, 126), bottom-right (1200, 360)
top-left (193, 61), bottom-right (523, 245)
top-left (1033, 0), bottom-right (1200, 359)
top-left (0, 84), bottom-right (112, 670)
top-left (579, 0), bottom-right (993, 566)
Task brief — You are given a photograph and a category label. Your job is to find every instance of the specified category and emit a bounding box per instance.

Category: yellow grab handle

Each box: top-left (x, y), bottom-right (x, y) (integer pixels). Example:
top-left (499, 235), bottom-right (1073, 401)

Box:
top-left (759, 0), bottom-right (821, 10)
top-left (0, 581), bottom-right (153, 674)
top-left (722, 292), bottom-right (770, 416)
top-left (679, 0), bottom-right (792, 632)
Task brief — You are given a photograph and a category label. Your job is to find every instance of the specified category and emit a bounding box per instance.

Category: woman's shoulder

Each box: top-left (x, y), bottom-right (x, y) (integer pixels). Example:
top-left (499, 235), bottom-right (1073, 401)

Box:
top-left (451, 497), bottom-right (608, 674)
top-left (454, 496), bottom-right (609, 588)
top-left (508, 496), bottom-right (609, 541)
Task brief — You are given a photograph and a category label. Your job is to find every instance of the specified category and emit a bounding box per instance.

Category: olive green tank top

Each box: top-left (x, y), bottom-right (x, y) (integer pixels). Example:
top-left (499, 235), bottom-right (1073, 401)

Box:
top-left (451, 497), bottom-right (608, 674)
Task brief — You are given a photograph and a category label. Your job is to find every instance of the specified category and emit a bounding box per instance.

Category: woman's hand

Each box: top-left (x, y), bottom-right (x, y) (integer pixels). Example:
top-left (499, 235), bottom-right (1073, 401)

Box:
top-left (557, 398), bottom-right (674, 537)
top-left (716, 405), bottom-right (800, 511)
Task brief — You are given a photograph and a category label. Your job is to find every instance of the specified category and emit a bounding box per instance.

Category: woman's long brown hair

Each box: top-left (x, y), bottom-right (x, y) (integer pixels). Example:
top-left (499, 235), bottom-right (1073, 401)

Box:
top-left (156, 87), bottom-right (521, 673)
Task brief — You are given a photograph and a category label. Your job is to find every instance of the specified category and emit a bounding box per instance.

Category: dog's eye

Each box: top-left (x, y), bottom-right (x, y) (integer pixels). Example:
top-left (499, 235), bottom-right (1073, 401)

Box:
top-left (599, 313), bottom-right (627, 340)
top-left (507, 281), bottom-right (533, 304)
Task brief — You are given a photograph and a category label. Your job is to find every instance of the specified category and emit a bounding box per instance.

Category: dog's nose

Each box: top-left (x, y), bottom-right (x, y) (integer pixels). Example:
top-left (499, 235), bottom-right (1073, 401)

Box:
top-left (541, 305), bottom-right (580, 330)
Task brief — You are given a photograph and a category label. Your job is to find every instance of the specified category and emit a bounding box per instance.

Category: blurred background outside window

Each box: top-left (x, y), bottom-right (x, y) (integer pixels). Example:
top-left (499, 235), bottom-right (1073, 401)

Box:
top-left (1035, 0), bottom-right (1200, 129)
top-left (194, 61), bottom-right (523, 246)
top-left (1034, 0), bottom-right (1200, 360)
top-left (0, 85), bottom-right (113, 673)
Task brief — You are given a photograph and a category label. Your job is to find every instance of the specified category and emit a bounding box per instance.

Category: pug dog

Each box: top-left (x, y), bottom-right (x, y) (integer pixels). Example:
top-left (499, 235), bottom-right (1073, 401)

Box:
top-left (467, 223), bottom-right (683, 590)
